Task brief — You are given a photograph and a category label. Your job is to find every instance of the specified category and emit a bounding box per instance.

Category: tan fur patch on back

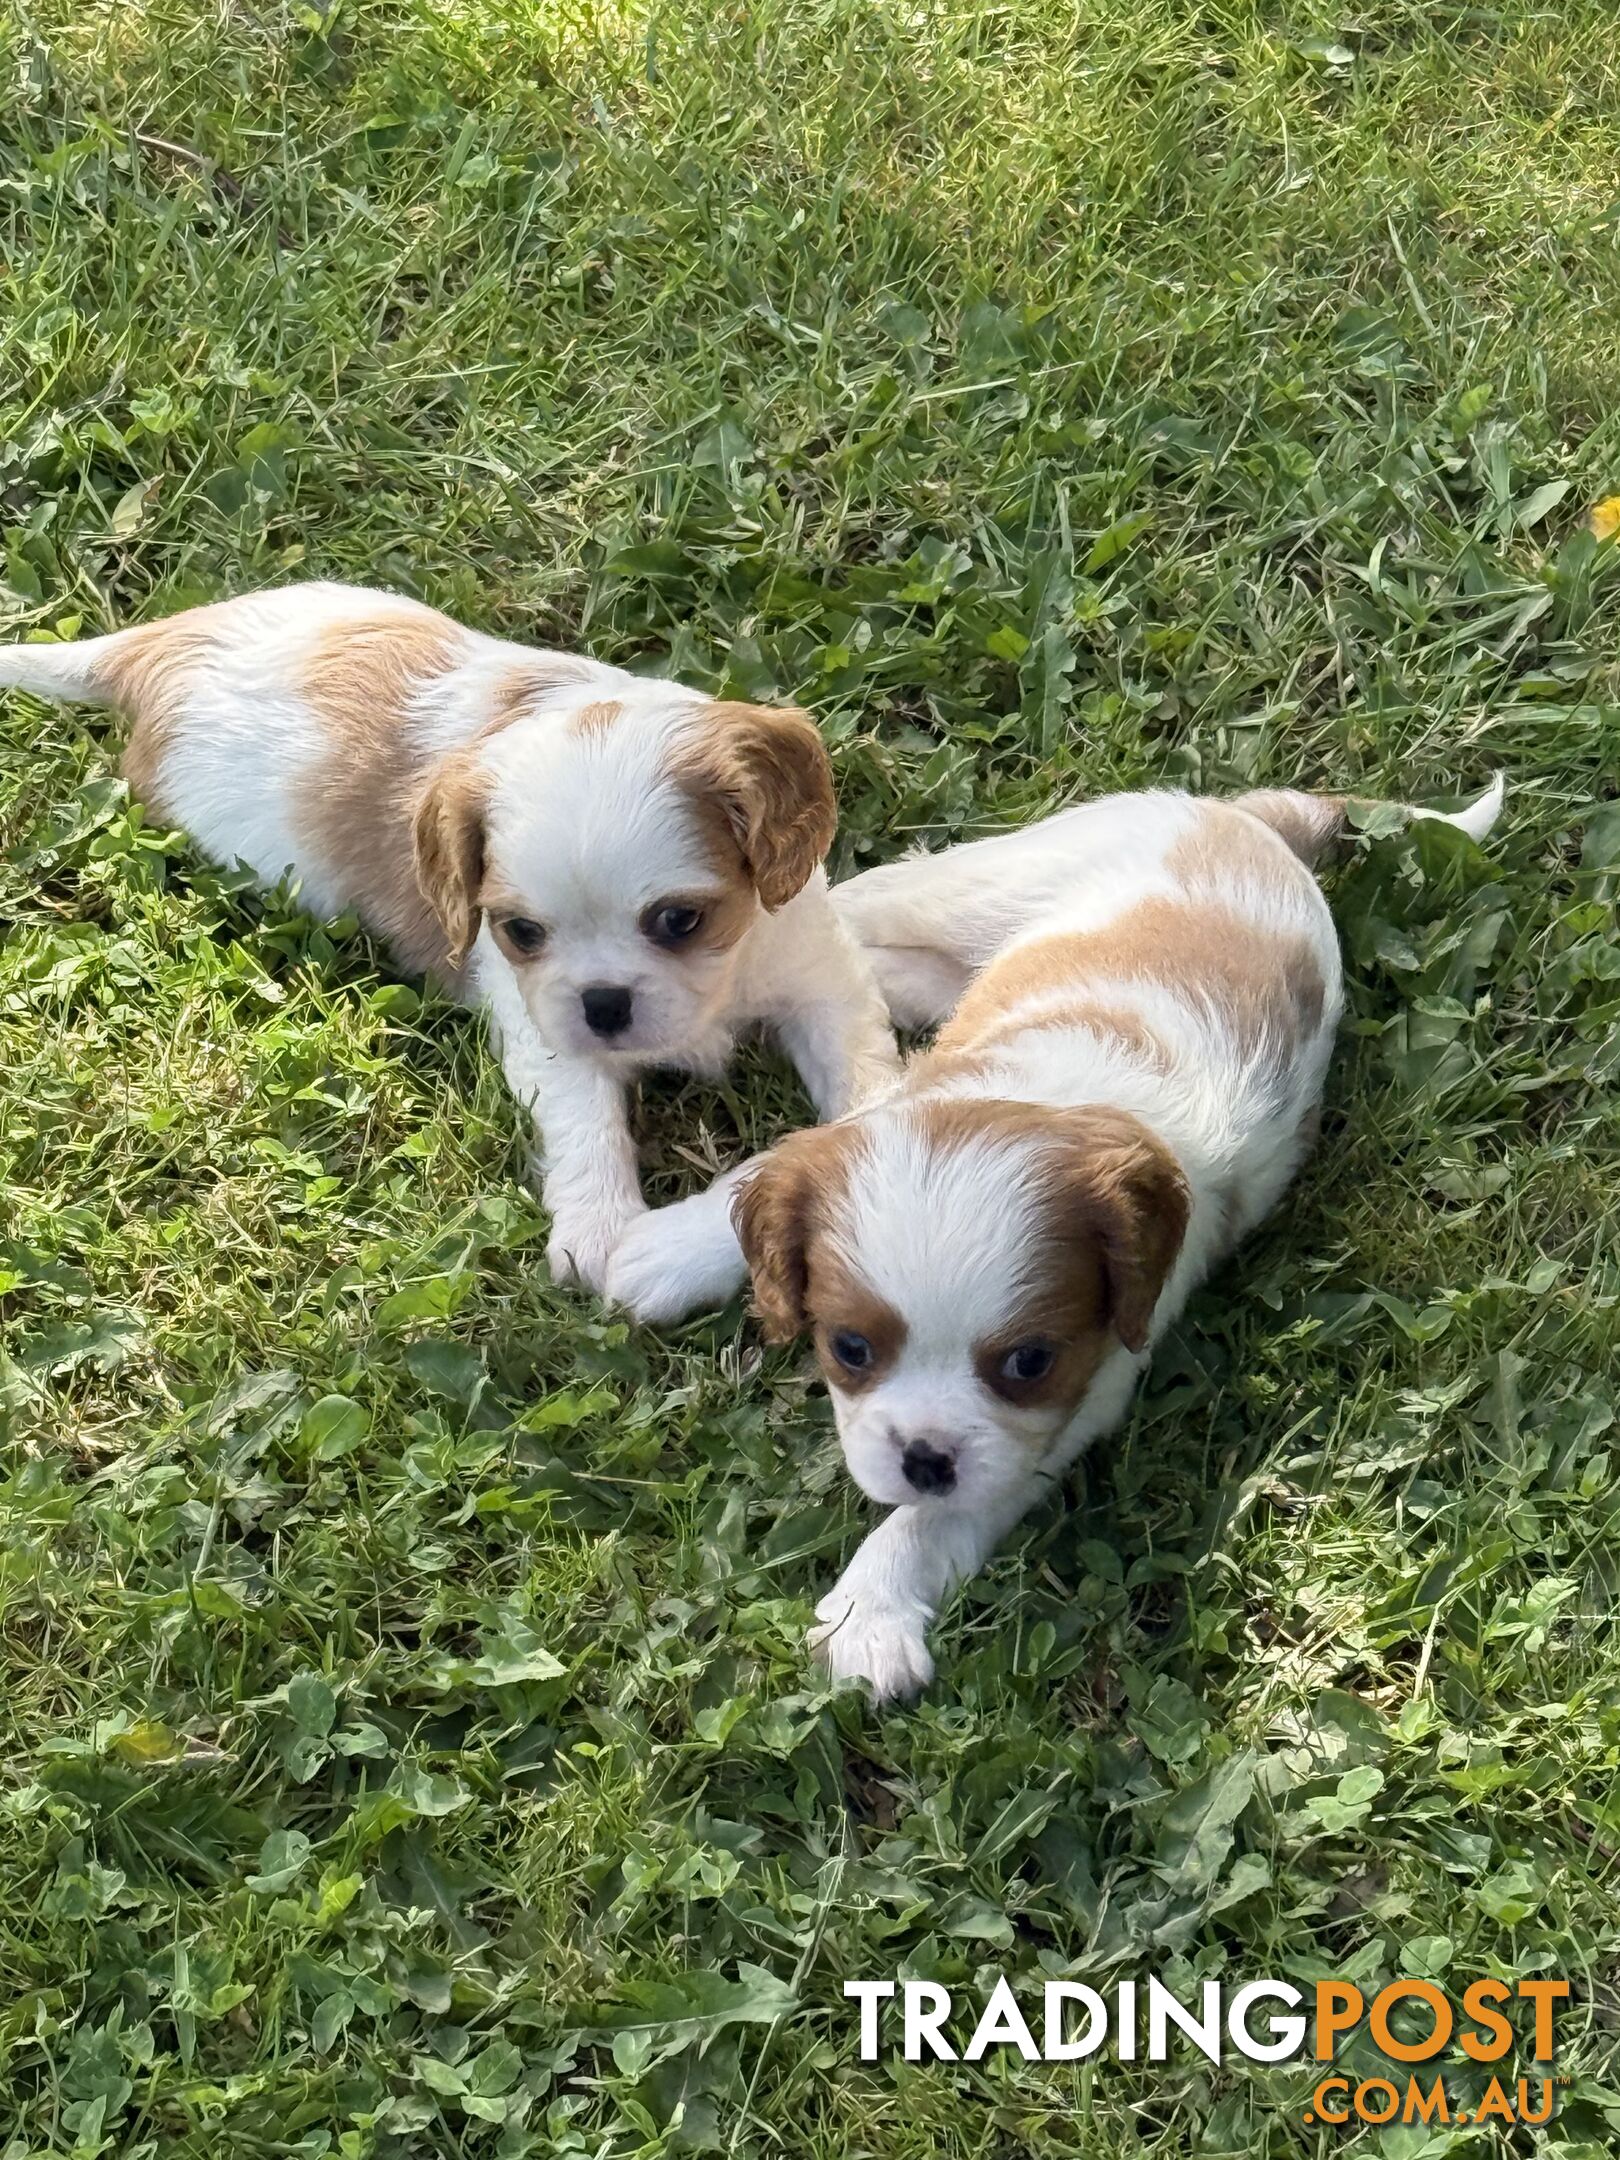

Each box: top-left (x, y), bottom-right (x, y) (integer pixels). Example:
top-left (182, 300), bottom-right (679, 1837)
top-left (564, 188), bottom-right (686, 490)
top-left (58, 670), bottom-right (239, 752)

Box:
top-left (299, 611), bottom-right (460, 741)
top-left (940, 815), bottom-right (1326, 1066)
top-left (940, 996), bottom-right (1171, 1071)
top-left (905, 1042), bottom-right (996, 1090)
top-left (294, 610), bottom-right (466, 975)
top-left (907, 1092), bottom-right (1056, 1154)
top-left (1169, 799), bottom-right (1303, 889)
top-left (493, 654), bottom-right (596, 728)
top-left (101, 607), bottom-right (234, 820)
top-left (570, 699), bottom-right (621, 736)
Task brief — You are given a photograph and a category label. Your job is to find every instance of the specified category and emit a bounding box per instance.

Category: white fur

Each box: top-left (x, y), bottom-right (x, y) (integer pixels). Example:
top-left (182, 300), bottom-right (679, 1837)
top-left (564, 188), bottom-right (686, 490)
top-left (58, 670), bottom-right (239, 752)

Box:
top-left (597, 874), bottom-right (904, 1316)
top-left (611, 774), bottom-right (1507, 1329)
top-left (741, 779), bottom-right (1502, 1699)
top-left (0, 583), bottom-right (900, 1296)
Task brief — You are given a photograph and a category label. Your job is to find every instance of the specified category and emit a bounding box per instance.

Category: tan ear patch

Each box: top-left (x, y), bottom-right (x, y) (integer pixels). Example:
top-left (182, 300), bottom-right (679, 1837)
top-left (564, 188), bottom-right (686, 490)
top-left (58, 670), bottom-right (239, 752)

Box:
top-left (903, 1094), bottom-right (1187, 1397)
top-left (1044, 1106), bottom-right (1190, 1353)
top-left (410, 748), bottom-right (491, 972)
top-left (674, 701), bottom-right (837, 911)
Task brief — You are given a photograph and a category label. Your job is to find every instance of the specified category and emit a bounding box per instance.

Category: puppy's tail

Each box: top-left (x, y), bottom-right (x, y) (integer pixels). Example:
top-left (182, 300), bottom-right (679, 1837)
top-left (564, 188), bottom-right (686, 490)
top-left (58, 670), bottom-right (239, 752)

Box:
top-left (0, 629), bottom-right (133, 708)
top-left (1239, 773), bottom-right (1506, 866)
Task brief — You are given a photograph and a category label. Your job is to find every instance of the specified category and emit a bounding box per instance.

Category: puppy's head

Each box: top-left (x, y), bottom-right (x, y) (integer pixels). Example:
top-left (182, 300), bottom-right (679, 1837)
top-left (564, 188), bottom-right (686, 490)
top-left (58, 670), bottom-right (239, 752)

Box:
top-left (734, 1098), bottom-right (1189, 1511)
top-left (413, 688), bottom-right (835, 1058)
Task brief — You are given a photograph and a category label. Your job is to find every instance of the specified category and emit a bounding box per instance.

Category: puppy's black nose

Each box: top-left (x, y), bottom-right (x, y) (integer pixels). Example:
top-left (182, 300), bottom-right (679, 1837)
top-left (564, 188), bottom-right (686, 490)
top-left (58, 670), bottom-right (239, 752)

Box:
top-left (582, 985), bottom-right (633, 1038)
top-left (901, 1439), bottom-right (956, 1496)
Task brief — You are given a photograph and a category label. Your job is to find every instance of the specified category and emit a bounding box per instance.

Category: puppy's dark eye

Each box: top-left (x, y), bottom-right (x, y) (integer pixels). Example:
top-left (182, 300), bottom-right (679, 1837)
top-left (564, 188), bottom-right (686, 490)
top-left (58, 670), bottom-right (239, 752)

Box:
top-left (500, 917), bottom-right (547, 956)
top-left (647, 902), bottom-right (705, 945)
top-left (830, 1330), bottom-right (873, 1372)
top-left (999, 1341), bottom-right (1055, 1384)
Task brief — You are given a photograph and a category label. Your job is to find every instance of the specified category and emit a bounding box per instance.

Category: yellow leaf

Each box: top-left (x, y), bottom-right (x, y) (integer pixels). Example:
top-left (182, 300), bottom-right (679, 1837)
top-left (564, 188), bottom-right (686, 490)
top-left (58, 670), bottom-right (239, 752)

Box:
top-left (1589, 495), bottom-right (1620, 541)
top-left (109, 1719), bottom-right (184, 1766)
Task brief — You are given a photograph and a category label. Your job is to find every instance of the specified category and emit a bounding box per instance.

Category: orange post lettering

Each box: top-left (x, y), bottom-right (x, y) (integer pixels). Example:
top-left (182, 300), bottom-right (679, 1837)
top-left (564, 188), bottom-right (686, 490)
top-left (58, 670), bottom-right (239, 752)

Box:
top-left (1518, 1979), bottom-right (1570, 2061)
top-left (1405, 2075), bottom-right (1450, 2124)
top-left (1315, 1981), bottom-right (1364, 2060)
top-left (1368, 1981), bottom-right (1453, 2063)
top-left (1460, 1979), bottom-right (1513, 2063)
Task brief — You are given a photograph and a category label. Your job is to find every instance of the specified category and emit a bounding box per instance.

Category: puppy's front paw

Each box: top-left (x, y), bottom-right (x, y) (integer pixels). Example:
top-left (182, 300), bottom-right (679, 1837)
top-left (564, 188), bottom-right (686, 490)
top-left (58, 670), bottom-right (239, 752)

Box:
top-left (810, 1588), bottom-right (935, 1704)
top-left (601, 1214), bottom-right (693, 1326)
top-left (602, 1202), bottom-right (748, 1327)
top-left (546, 1206), bottom-right (641, 1299)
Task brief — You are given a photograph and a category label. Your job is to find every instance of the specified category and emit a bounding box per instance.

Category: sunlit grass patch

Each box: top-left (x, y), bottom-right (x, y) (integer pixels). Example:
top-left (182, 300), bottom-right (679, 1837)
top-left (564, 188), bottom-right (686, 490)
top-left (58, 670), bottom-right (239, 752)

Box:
top-left (2, 0), bottom-right (1619, 2151)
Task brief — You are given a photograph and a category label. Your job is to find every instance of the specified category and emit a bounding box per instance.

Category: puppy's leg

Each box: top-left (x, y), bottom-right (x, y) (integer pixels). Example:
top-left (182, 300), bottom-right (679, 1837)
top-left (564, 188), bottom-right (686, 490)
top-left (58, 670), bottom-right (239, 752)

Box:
top-left (812, 1344), bottom-right (1149, 1698)
top-left (832, 847), bottom-right (1019, 953)
top-left (480, 954), bottom-right (643, 1296)
top-left (532, 1061), bottom-right (644, 1297)
top-left (860, 944), bottom-right (973, 1031)
top-left (835, 815), bottom-right (1112, 1010)
top-left (606, 943), bottom-right (900, 1328)
top-left (831, 854), bottom-right (1014, 1030)
top-left (811, 1476), bottom-right (1045, 1703)
top-left (776, 987), bottom-right (901, 1119)
top-left (760, 896), bottom-right (902, 1117)
top-left (609, 890), bottom-right (903, 1329)
top-left (604, 1158), bottom-right (756, 1326)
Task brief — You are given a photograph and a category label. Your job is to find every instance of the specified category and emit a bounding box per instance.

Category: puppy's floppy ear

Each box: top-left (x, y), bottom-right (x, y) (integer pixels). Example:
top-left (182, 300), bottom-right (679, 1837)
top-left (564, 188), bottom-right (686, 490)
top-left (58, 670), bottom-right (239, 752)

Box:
top-left (1050, 1107), bottom-right (1190, 1354)
top-left (412, 748), bottom-right (490, 970)
top-left (732, 1125), bottom-right (849, 1341)
top-left (682, 702), bottom-right (837, 910)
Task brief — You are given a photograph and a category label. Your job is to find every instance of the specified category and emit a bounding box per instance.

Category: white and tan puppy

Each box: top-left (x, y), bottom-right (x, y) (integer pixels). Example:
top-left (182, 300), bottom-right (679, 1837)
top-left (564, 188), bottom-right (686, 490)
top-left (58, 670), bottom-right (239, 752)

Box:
top-left (716, 777), bottom-right (1502, 1699)
top-left (0, 582), bottom-right (899, 1290)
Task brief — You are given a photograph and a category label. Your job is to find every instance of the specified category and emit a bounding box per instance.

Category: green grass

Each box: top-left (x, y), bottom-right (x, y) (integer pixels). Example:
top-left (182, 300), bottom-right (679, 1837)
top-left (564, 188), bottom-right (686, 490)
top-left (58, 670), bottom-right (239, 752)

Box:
top-left (2, 0), bottom-right (1620, 2152)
